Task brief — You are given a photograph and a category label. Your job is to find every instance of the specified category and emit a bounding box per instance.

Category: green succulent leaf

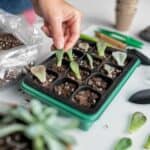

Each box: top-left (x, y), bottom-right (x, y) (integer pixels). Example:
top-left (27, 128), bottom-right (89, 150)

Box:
top-left (43, 107), bottom-right (57, 118)
top-left (66, 49), bottom-right (74, 61)
top-left (63, 119), bottom-right (79, 130)
top-left (112, 52), bottom-right (127, 66)
top-left (114, 137), bottom-right (132, 150)
top-left (78, 42), bottom-right (90, 52)
top-left (86, 53), bottom-right (94, 69)
top-left (128, 112), bottom-right (147, 133)
top-left (33, 136), bottom-right (45, 150)
top-left (44, 133), bottom-right (66, 150)
top-left (11, 107), bottom-right (35, 123)
top-left (31, 65), bottom-right (47, 83)
top-left (104, 64), bottom-right (115, 75)
top-left (70, 61), bottom-right (81, 80)
top-left (56, 131), bottom-right (76, 145)
top-left (46, 125), bottom-right (76, 146)
top-left (0, 124), bottom-right (25, 138)
top-left (25, 124), bottom-right (43, 139)
top-left (144, 135), bottom-right (150, 149)
top-left (96, 41), bottom-right (107, 57)
top-left (56, 50), bottom-right (64, 67)
top-left (31, 100), bottom-right (43, 120)
top-left (80, 34), bottom-right (98, 43)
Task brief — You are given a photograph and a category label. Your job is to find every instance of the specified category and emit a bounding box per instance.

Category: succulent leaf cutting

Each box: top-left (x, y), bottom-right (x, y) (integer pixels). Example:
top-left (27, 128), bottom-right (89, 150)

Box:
top-left (31, 65), bottom-right (47, 83)
top-left (128, 112), bottom-right (147, 133)
top-left (114, 137), bottom-right (132, 150)
top-left (112, 51), bottom-right (127, 66)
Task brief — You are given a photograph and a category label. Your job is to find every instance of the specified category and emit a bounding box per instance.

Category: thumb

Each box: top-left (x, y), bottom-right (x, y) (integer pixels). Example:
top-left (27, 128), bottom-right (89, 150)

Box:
top-left (50, 17), bottom-right (64, 49)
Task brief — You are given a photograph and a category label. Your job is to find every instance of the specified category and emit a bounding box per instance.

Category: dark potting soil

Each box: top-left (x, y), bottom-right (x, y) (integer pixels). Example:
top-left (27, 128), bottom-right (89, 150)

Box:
top-left (72, 89), bottom-right (99, 108)
top-left (88, 76), bottom-right (110, 93)
top-left (32, 72), bottom-right (57, 89)
top-left (73, 40), bottom-right (96, 53)
top-left (48, 63), bottom-right (68, 74)
top-left (54, 80), bottom-right (77, 98)
top-left (0, 132), bottom-right (32, 150)
top-left (101, 64), bottom-right (122, 79)
top-left (80, 56), bottom-right (102, 69)
top-left (64, 50), bottom-right (83, 62)
top-left (109, 56), bottom-right (129, 66)
top-left (67, 67), bottom-right (90, 82)
top-left (0, 33), bottom-right (23, 50)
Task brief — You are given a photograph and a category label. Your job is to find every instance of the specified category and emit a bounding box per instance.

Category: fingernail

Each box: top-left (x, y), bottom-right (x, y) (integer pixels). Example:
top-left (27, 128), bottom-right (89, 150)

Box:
top-left (56, 38), bottom-right (64, 49)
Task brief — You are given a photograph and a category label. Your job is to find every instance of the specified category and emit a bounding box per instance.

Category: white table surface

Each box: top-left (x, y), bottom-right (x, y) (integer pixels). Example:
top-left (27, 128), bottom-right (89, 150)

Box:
top-left (1, 1), bottom-right (150, 150)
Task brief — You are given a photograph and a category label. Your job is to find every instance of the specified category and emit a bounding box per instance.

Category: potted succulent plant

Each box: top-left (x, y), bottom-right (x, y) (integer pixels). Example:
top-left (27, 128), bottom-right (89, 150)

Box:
top-left (0, 99), bottom-right (78, 150)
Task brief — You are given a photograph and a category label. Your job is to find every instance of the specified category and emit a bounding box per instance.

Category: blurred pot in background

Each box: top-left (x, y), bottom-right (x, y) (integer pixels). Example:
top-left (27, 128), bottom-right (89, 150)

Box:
top-left (115, 0), bottom-right (139, 31)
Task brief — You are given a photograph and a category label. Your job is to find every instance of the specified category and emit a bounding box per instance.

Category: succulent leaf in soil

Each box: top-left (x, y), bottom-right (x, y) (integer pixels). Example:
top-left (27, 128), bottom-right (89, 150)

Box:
top-left (112, 51), bottom-right (127, 66)
top-left (30, 65), bottom-right (47, 83)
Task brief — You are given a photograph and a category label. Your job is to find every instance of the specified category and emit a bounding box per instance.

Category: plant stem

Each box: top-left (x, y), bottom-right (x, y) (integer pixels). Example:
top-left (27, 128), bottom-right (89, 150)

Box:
top-left (70, 61), bottom-right (81, 80)
top-left (86, 54), bottom-right (94, 69)
top-left (33, 136), bottom-right (45, 150)
top-left (80, 34), bottom-right (97, 43)
top-left (96, 41), bottom-right (107, 57)
top-left (56, 50), bottom-right (64, 67)
top-left (66, 49), bottom-right (74, 61)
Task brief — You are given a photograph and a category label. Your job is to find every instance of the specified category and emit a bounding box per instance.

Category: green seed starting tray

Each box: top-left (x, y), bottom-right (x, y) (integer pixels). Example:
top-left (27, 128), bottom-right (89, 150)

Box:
top-left (21, 34), bottom-right (141, 130)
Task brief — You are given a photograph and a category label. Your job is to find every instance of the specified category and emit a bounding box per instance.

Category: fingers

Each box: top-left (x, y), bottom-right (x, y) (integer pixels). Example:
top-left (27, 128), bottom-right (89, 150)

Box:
top-left (50, 17), bottom-right (64, 49)
top-left (64, 12), bottom-right (82, 51)
top-left (41, 25), bottom-right (51, 37)
top-left (41, 7), bottom-right (82, 51)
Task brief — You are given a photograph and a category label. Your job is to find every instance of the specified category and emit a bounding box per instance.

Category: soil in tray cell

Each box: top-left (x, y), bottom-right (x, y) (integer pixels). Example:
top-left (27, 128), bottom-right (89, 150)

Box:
top-left (64, 50), bottom-right (84, 62)
top-left (67, 67), bottom-right (91, 82)
top-left (80, 55), bottom-right (102, 70)
top-left (32, 69), bottom-right (57, 88)
top-left (72, 87), bottom-right (100, 108)
top-left (54, 78), bottom-right (78, 98)
top-left (73, 39), bottom-right (96, 53)
top-left (100, 64), bottom-right (122, 79)
top-left (47, 58), bottom-right (69, 74)
top-left (109, 55), bottom-right (130, 67)
top-left (87, 74), bottom-right (111, 93)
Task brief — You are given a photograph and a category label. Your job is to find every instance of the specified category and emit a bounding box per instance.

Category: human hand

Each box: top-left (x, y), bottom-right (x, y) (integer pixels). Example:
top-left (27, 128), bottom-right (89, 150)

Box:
top-left (32, 0), bottom-right (82, 51)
